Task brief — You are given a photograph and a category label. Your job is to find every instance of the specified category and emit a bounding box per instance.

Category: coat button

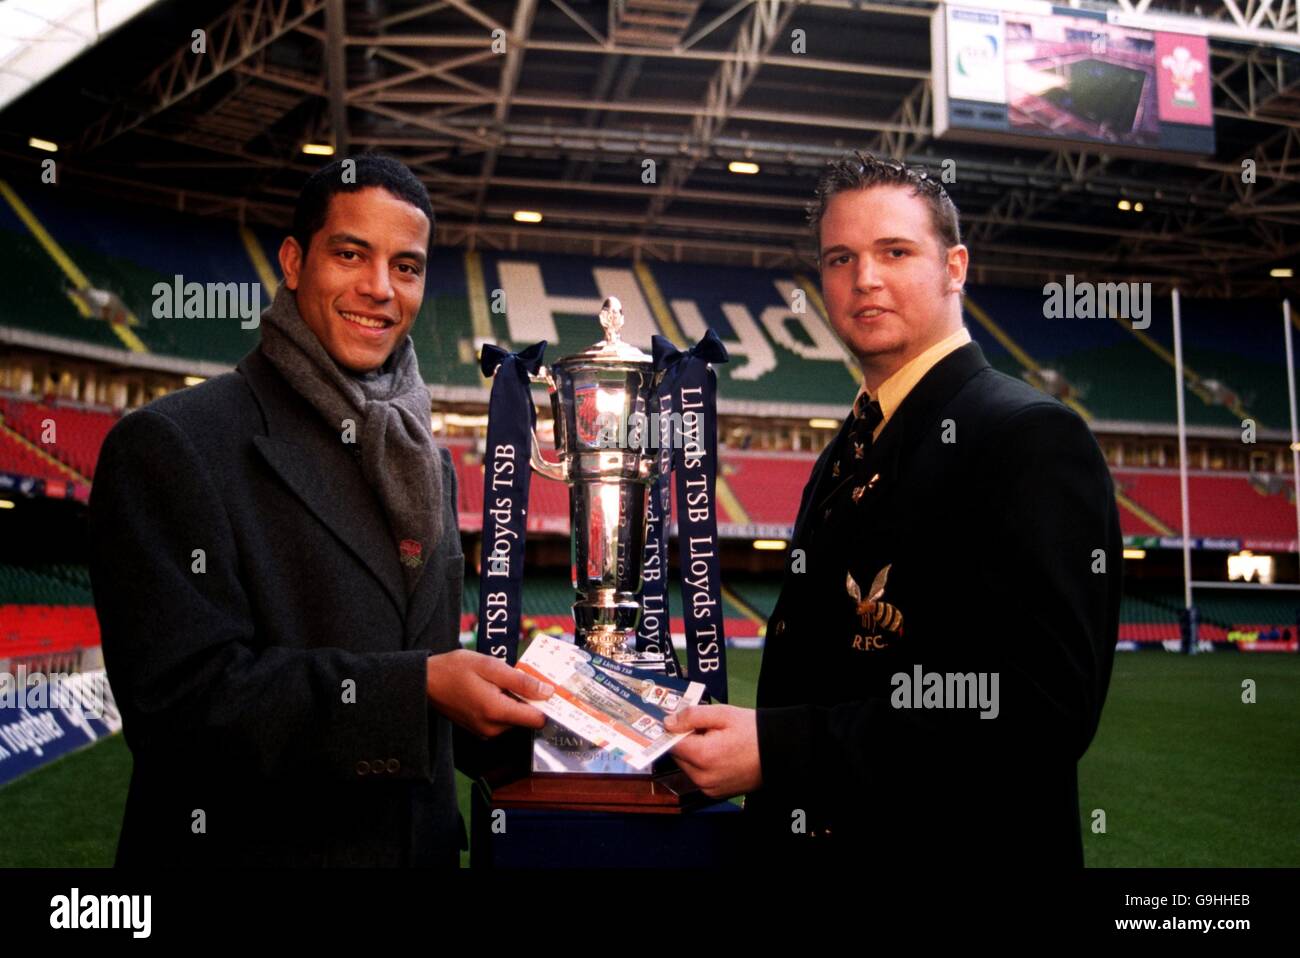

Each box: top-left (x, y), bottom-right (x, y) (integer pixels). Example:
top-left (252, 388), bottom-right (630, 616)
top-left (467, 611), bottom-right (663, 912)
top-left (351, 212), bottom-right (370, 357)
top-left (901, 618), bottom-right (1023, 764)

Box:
top-left (386, 758), bottom-right (400, 774)
top-left (774, 620), bottom-right (785, 636)
top-left (356, 760), bottom-right (370, 776)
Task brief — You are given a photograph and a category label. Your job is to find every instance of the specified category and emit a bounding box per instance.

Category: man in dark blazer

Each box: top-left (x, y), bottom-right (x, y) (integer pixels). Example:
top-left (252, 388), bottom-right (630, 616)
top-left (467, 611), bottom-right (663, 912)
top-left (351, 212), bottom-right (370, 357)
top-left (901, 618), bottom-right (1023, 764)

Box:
top-left (90, 155), bottom-right (550, 867)
top-left (667, 152), bottom-right (1120, 867)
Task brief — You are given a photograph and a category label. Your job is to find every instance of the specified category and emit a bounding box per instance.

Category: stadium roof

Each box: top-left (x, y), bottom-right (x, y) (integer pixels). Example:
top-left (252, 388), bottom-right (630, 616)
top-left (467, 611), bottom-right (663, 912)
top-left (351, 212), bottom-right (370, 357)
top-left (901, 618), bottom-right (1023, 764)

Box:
top-left (0, 0), bottom-right (165, 112)
top-left (0, 0), bottom-right (1299, 296)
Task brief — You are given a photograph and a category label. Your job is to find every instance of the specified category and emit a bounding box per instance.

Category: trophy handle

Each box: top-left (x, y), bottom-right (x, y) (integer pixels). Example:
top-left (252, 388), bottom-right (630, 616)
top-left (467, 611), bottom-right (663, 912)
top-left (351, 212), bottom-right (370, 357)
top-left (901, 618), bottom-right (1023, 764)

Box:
top-left (528, 366), bottom-right (568, 482)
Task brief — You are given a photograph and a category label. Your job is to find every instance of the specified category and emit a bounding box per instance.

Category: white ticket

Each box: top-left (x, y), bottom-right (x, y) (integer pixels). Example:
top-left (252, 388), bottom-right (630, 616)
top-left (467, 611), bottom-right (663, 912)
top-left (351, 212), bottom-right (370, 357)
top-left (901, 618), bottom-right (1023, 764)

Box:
top-left (515, 635), bottom-right (705, 771)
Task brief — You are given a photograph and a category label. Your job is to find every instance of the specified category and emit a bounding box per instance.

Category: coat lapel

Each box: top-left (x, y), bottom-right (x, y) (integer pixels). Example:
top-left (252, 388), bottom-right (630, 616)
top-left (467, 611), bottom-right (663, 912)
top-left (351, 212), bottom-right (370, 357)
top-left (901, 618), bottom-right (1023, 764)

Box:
top-left (401, 448), bottom-right (458, 650)
top-left (403, 544), bottom-right (459, 651)
top-left (809, 341), bottom-right (990, 518)
top-left (239, 349), bottom-right (408, 620)
top-left (884, 340), bottom-right (990, 463)
top-left (791, 412), bottom-right (852, 548)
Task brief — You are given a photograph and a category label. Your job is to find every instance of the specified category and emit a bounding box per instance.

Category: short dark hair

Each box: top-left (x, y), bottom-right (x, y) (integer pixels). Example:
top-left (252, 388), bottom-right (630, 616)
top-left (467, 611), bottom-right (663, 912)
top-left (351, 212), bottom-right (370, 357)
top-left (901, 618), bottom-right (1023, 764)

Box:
top-left (808, 150), bottom-right (961, 260)
top-left (291, 153), bottom-right (435, 256)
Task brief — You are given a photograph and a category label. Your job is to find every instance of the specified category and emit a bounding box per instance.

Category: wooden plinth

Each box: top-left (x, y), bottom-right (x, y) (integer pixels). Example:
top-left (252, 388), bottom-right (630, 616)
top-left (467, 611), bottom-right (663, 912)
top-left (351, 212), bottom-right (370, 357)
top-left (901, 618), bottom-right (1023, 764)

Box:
top-left (483, 767), bottom-right (708, 815)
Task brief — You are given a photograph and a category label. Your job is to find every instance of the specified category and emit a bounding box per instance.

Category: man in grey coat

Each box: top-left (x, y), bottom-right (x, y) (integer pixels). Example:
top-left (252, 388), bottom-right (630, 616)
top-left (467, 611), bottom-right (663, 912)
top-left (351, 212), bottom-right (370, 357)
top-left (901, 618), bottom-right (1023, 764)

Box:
top-left (90, 155), bottom-right (550, 867)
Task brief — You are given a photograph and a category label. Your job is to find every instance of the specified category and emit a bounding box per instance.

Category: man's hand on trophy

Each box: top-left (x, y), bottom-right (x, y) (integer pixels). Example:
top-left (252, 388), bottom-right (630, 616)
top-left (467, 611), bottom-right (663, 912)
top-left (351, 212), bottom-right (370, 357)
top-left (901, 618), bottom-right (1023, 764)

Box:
top-left (425, 649), bottom-right (554, 738)
top-left (665, 705), bottom-right (762, 798)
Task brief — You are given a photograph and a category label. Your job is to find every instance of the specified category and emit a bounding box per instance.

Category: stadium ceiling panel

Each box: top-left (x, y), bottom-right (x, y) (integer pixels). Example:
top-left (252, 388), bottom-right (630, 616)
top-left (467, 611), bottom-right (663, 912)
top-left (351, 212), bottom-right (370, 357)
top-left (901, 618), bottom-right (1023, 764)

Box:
top-left (0, 0), bottom-right (165, 113)
top-left (0, 0), bottom-right (1297, 295)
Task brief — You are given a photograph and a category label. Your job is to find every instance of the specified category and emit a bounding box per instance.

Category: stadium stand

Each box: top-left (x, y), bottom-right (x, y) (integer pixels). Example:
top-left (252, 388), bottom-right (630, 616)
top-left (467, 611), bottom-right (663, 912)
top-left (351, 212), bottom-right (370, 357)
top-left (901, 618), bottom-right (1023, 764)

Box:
top-left (3, 184), bottom-right (1300, 656)
top-left (721, 450), bottom-right (819, 526)
top-left (0, 427), bottom-right (73, 483)
top-left (4, 401), bottom-right (1300, 551)
top-left (1122, 586), bottom-right (1300, 646)
top-left (1114, 469), bottom-right (1298, 545)
top-left (4, 180), bottom-right (1296, 436)
top-left (0, 396), bottom-right (118, 479)
top-left (0, 563), bottom-right (100, 666)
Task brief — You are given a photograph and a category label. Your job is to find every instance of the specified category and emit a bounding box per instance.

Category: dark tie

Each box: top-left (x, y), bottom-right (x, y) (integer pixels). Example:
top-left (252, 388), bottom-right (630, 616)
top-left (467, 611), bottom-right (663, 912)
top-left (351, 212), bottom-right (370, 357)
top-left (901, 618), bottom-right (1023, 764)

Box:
top-left (817, 393), bottom-right (884, 521)
top-left (842, 392), bottom-right (883, 481)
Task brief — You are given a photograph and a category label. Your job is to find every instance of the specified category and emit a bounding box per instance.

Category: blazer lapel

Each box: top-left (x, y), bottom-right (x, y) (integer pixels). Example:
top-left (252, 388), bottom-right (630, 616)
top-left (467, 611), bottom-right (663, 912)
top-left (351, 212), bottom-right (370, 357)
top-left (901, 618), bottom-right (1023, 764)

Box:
top-left (402, 546), bottom-right (458, 651)
top-left (885, 340), bottom-right (990, 462)
top-left (239, 349), bottom-right (408, 620)
top-left (809, 341), bottom-right (990, 517)
top-left (792, 413), bottom-right (852, 548)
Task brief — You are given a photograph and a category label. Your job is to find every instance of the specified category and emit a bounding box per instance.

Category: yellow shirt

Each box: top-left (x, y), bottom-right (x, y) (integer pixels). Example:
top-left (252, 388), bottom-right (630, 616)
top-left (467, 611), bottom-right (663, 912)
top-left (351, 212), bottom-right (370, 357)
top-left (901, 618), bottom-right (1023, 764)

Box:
top-left (857, 326), bottom-right (972, 440)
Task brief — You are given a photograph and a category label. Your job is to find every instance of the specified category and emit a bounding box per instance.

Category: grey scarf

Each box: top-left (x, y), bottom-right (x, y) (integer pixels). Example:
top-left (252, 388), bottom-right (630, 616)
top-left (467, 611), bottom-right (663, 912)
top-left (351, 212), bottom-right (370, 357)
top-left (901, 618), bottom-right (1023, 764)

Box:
top-left (258, 287), bottom-right (442, 596)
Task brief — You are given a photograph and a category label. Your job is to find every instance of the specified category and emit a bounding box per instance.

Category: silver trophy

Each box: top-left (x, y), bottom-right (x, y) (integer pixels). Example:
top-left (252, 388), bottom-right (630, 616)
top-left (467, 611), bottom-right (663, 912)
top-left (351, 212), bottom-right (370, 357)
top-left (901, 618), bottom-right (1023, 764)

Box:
top-left (527, 297), bottom-right (667, 773)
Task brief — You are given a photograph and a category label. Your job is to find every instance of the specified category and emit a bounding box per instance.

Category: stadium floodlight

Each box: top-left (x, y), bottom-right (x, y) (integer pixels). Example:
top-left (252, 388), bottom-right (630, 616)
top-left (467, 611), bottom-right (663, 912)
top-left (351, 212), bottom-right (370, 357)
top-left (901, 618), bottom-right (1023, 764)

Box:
top-left (1134, 202), bottom-right (1145, 212)
top-left (302, 143), bottom-right (335, 156)
top-left (1271, 268), bottom-right (1294, 278)
top-left (753, 539), bottom-right (787, 551)
top-left (0, 499), bottom-right (15, 510)
top-left (808, 418), bottom-right (840, 429)
top-left (1122, 549), bottom-right (1146, 560)
top-left (28, 137), bottom-right (57, 152)
top-left (513, 211), bottom-right (543, 223)
top-left (728, 161), bottom-right (760, 175)
top-left (1117, 199), bottom-right (1132, 211)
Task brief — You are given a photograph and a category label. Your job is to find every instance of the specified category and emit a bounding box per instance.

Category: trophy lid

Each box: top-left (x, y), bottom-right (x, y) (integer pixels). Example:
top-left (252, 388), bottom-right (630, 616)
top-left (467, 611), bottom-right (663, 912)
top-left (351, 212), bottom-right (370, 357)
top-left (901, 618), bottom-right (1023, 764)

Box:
top-left (556, 296), bottom-right (653, 366)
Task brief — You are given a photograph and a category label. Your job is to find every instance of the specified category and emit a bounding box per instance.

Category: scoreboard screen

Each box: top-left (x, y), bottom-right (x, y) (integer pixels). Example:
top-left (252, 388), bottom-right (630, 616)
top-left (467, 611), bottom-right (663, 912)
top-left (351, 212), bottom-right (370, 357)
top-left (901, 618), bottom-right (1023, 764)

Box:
top-left (932, 1), bottom-right (1215, 155)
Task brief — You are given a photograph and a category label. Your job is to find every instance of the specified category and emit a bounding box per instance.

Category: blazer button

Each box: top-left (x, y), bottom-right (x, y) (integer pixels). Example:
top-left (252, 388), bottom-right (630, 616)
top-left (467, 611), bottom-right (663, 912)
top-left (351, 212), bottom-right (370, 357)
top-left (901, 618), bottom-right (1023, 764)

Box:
top-left (774, 620), bottom-right (785, 636)
top-left (356, 760), bottom-right (370, 776)
top-left (386, 758), bottom-right (400, 774)
top-left (373, 759), bottom-right (385, 773)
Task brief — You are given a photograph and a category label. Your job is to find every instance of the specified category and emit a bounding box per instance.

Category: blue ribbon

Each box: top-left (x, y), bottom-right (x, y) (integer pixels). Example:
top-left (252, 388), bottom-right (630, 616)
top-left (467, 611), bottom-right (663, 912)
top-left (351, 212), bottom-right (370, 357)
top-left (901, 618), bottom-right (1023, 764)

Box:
top-left (644, 328), bottom-right (730, 702)
top-left (637, 389), bottom-right (681, 677)
top-left (476, 341), bottom-right (546, 665)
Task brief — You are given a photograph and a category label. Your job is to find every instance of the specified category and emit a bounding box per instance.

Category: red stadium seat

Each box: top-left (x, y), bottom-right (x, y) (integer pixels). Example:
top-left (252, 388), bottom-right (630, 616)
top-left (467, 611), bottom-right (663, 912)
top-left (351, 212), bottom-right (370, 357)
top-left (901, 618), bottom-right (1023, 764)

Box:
top-left (0, 396), bottom-right (120, 479)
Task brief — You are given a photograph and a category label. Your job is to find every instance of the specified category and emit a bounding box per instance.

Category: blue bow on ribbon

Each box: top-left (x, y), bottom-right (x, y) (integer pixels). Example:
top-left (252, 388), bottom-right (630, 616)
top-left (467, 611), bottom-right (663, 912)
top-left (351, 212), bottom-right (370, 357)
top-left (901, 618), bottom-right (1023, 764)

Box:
top-left (651, 327), bottom-right (728, 372)
top-left (479, 340), bottom-right (547, 379)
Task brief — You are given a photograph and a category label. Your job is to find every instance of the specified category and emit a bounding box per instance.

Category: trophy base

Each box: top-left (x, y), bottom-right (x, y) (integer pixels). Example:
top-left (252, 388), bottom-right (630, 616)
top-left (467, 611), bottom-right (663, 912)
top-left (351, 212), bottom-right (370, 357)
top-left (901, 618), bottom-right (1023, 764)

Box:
top-left (484, 767), bottom-right (708, 815)
top-left (475, 719), bottom-right (707, 814)
top-left (475, 726), bottom-right (707, 815)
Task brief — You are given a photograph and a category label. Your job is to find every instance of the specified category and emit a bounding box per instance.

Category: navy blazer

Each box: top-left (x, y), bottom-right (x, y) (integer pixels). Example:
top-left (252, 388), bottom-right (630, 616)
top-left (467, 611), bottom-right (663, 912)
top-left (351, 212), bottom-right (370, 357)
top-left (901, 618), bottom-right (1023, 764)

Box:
top-left (90, 347), bottom-right (465, 867)
top-left (750, 340), bottom-right (1121, 867)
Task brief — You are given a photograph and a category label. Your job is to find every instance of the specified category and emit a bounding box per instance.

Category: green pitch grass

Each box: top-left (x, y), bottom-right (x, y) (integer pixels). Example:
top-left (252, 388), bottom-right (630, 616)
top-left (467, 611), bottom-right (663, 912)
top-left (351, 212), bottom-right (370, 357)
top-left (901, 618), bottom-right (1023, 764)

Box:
top-left (1, 651), bottom-right (1295, 867)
